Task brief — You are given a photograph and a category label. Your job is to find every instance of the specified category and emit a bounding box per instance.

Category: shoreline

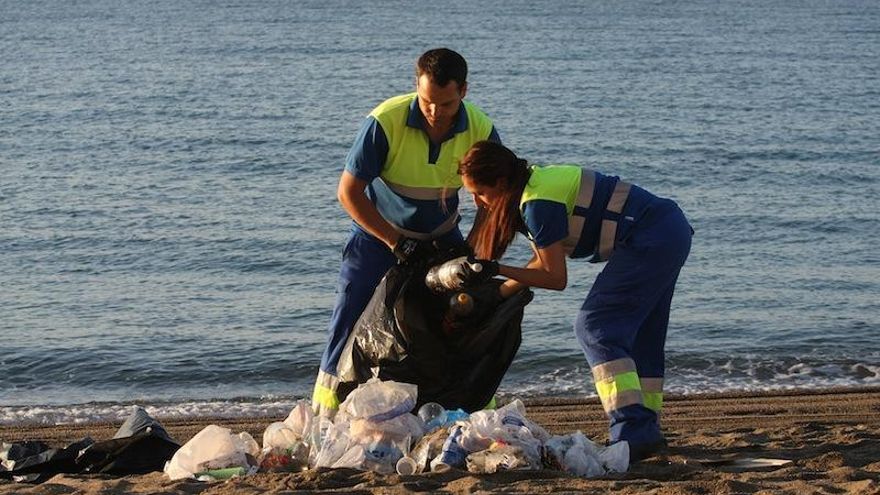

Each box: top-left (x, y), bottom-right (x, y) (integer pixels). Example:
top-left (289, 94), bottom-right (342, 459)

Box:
top-left (2, 386), bottom-right (880, 443)
top-left (2, 387), bottom-right (879, 493)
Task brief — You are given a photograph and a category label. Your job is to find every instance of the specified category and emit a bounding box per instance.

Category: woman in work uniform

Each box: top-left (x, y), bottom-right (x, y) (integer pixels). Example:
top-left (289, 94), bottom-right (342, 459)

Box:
top-left (454, 141), bottom-right (692, 462)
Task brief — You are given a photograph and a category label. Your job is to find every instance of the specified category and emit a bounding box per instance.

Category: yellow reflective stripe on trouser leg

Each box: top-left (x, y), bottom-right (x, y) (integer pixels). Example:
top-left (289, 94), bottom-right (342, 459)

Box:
top-left (311, 370), bottom-right (340, 415)
top-left (641, 377), bottom-right (664, 413)
top-left (591, 357), bottom-right (644, 413)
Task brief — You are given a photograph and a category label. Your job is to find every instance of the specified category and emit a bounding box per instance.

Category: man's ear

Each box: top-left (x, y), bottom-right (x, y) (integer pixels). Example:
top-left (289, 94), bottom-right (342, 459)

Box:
top-left (459, 81), bottom-right (468, 98)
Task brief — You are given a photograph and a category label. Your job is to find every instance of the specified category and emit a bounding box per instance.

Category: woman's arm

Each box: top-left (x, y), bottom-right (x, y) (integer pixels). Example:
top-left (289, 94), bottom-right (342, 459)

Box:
top-left (497, 241), bottom-right (568, 296)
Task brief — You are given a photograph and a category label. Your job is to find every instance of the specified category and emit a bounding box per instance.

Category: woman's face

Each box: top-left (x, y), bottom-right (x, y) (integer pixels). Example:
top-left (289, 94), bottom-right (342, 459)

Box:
top-left (461, 174), bottom-right (506, 210)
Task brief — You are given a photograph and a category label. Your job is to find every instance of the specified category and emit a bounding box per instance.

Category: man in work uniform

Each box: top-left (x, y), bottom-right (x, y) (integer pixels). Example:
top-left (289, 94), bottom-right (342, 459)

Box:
top-left (312, 48), bottom-right (501, 416)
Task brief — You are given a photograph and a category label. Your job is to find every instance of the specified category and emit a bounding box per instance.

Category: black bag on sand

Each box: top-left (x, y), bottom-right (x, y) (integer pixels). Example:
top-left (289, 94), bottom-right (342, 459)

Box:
top-left (0, 407), bottom-right (179, 483)
top-left (76, 406), bottom-right (180, 475)
top-left (0, 437), bottom-right (95, 483)
top-left (335, 248), bottom-right (533, 413)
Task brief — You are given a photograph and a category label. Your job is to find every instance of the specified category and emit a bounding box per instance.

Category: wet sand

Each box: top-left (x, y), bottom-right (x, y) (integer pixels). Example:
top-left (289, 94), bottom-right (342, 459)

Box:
top-left (2, 387), bottom-right (879, 494)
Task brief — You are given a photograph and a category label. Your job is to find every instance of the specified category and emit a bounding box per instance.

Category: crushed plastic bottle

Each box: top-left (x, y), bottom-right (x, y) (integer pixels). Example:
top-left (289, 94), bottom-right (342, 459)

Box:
top-left (425, 256), bottom-right (483, 293)
top-left (430, 425), bottom-right (467, 471)
top-left (411, 427), bottom-right (449, 473)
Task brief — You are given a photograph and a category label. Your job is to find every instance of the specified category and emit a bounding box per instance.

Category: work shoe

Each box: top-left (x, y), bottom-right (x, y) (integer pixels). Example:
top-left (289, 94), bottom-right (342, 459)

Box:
top-left (628, 437), bottom-right (669, 463)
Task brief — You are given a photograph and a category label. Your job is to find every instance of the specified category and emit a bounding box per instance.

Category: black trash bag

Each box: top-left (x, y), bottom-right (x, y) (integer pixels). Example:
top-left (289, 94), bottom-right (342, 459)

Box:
top-left (0, 407), bottom-right (180, 483)
top-left (75, 406), bottom-right (180, 475)
top-left (0, 437), bottom-right (95, 483)
top-left (336, 249), bottom-right (533, 413)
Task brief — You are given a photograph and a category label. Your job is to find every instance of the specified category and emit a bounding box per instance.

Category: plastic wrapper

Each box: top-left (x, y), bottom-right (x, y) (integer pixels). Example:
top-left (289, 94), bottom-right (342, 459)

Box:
top-left (458, 400), bottom-right (547, 465)
top-left (260, 400), bottom-right (318, 471)
top-left (542, 431), bottom-right (629, 477)
top-left (466, 441), bottom-right (540, 473)
top-left (258, 442), bottom-right (310, 473)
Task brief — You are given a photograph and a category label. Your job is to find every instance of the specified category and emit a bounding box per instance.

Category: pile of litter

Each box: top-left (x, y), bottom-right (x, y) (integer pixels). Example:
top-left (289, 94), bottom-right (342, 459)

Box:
top-left (165, 378), bottom-right (629, 481)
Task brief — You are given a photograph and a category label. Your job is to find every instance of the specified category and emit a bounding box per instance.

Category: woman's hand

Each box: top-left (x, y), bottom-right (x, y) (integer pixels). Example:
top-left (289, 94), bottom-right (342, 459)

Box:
top-left (497, 241), bottom-right (568, 291)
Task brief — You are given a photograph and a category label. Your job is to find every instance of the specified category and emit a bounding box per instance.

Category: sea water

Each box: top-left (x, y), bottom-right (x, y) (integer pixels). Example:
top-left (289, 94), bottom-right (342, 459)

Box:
top-left (2, 0), bottom-right (878, 425)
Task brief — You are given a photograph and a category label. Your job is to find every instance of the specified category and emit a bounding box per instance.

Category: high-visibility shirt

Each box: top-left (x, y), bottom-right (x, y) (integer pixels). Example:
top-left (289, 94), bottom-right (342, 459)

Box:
top-left (345, 93), bottom-right (498, 236)
top-left (520, 165), bottom-right (640, 261)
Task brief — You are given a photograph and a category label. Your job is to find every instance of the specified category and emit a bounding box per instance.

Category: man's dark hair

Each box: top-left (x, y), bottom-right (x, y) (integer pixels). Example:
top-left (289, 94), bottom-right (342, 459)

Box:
top-left (416, 48), bottom-right (468, 88)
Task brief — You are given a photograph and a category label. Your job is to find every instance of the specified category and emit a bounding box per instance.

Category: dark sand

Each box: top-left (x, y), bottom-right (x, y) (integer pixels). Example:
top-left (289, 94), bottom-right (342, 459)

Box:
top-left (2, 388), bottom-right (879, 494)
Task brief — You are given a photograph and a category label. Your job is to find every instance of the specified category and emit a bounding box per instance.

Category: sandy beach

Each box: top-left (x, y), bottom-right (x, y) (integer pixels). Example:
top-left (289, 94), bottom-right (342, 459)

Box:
top-left (2, 387), bottom-right (879, 494)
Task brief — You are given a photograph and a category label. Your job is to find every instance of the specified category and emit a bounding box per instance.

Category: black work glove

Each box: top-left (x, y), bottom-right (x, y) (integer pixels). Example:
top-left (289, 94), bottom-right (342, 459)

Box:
top-left (461, 257), bottom-right (499, 286)
top-left (393, 235), bottom-right (434, 264)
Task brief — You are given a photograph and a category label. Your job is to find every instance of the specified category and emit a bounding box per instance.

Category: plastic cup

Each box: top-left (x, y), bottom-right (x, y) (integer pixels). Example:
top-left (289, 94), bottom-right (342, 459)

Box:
top-left (396, 456), bottom-right (419, 475)
top-left (417, 402), bottom-right (446, 426)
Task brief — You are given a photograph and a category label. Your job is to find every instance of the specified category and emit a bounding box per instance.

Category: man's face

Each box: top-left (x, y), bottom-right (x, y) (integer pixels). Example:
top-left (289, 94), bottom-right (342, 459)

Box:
top-left (416, 74), bottom-right (467, 132)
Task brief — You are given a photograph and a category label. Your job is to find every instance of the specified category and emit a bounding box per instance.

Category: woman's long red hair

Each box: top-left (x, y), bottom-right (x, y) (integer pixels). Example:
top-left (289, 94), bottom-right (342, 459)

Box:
top-left (458, 141), bottom-right (531, 260)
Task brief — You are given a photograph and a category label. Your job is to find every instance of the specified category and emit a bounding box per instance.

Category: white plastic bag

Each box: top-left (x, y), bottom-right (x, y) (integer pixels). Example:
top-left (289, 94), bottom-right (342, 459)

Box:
top-left (338, 379), bottom-right (417, 421)
top-left (283, 400), bottom-right (314, 435)
top-left (262, 422), bottom-right (300, 450)
top-left (314, 420), bottom-right (352, 468)
top-left (164, 425), bottom-right (259, 480)
top-left (597, 440), bottom-right (629, 473)
top-left (350, 413), bottom-right (424, 441)
top-left (543, 430), bottom-right (627, 477)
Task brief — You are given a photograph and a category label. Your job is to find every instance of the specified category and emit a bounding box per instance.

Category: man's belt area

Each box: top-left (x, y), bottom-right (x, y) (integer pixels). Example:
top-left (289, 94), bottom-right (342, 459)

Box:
top-left (391, 212), bottom-right (460, 241)
top-left (380, 177), bottom-right (460, 241)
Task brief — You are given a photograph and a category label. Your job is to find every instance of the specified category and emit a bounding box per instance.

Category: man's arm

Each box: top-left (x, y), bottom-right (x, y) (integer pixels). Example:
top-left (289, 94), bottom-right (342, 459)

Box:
top-left (337, 170), bottom-right (400, 250)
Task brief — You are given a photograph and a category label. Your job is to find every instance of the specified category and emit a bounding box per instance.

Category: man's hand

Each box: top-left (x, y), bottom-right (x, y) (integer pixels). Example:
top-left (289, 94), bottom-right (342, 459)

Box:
top-left (393, 235), bottom-right (434, 264)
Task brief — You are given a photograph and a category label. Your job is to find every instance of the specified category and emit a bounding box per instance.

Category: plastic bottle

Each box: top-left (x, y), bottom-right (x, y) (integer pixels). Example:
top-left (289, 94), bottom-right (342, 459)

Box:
top-left (430, 425), bottom-right (467, 471)
top-left (425, 257), bottom-right (483, 293)
top-left (194, 466), bottom-right (246, 480)
top-left (448, 292), bottom-right (474, 317)
top-left (442, 292), bottom-right (475, 334)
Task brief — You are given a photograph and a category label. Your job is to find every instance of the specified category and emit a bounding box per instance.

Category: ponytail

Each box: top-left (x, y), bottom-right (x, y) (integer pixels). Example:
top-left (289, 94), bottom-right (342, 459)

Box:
top-left (459, 142), bottom-right (531, 260)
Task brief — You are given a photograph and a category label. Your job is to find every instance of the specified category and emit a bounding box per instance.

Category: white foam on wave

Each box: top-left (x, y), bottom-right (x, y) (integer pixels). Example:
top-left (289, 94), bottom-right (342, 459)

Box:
top-left (504, 359), bottom-right (880, 399)
top-left (0, 397), bottom-right (299, 427)
top-left (3, 360), bottom-right (879, 427)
